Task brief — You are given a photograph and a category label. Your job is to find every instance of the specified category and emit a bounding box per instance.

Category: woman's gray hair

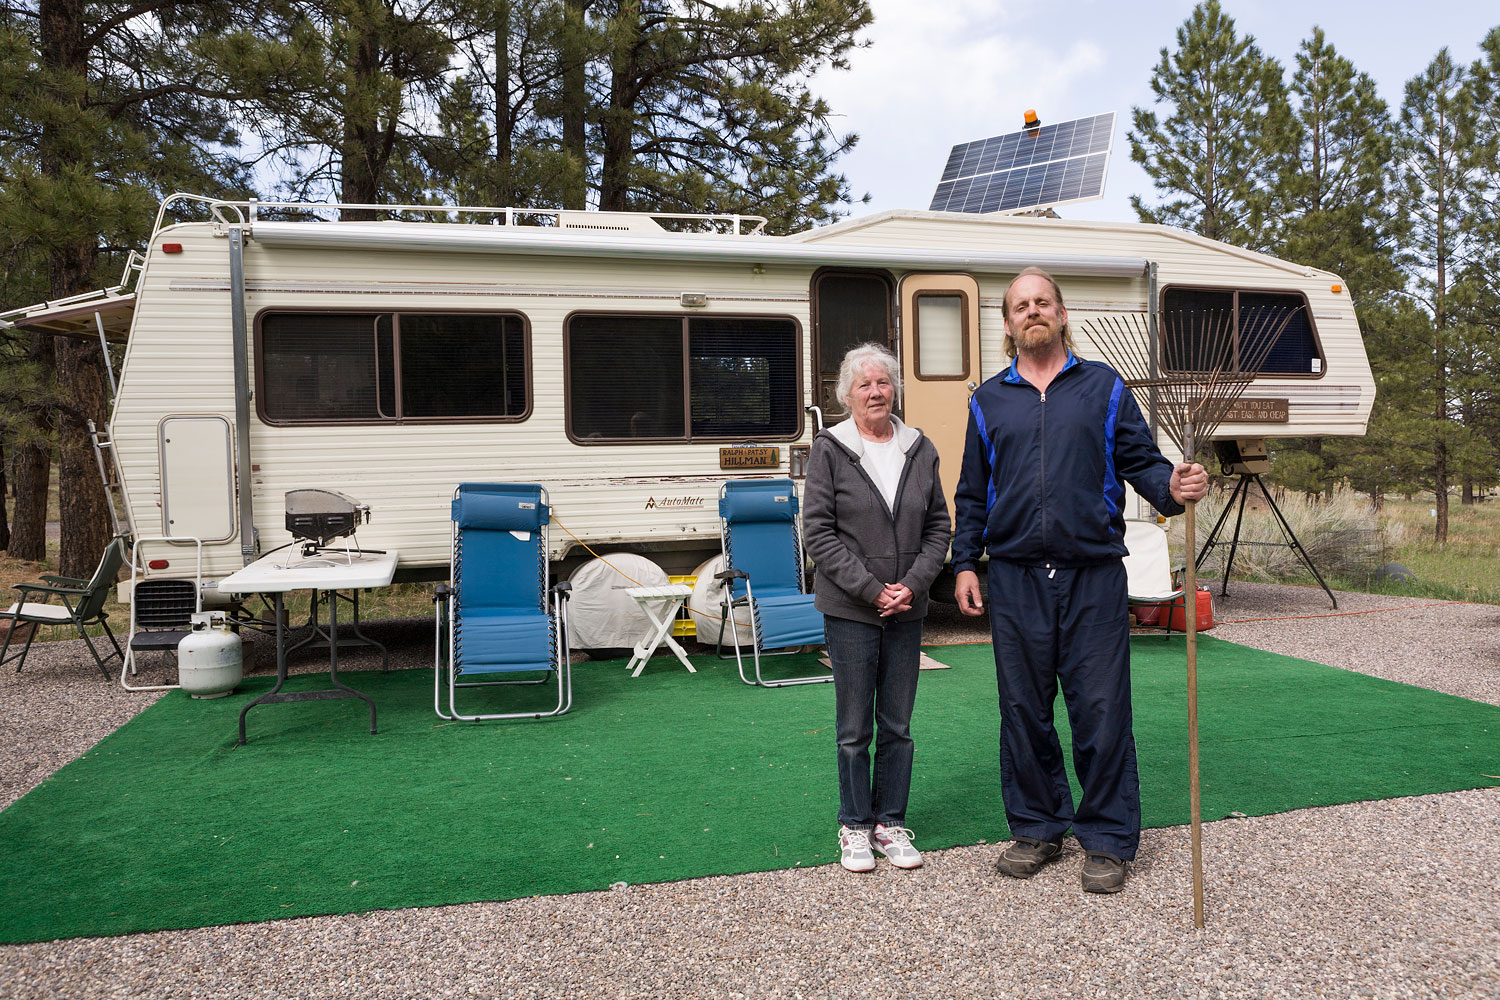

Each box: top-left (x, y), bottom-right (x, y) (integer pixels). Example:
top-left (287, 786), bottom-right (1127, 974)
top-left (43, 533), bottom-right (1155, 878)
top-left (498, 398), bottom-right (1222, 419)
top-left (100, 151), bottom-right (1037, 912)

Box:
top-left (835, 343), bottom-right (903, 410)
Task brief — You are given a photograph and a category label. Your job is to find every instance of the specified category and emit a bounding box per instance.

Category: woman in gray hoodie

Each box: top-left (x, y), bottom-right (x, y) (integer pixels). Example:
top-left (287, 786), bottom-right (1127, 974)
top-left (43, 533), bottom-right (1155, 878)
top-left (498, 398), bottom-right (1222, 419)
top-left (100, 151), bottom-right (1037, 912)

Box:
top-left (802, 343), bottom-right (951, 873)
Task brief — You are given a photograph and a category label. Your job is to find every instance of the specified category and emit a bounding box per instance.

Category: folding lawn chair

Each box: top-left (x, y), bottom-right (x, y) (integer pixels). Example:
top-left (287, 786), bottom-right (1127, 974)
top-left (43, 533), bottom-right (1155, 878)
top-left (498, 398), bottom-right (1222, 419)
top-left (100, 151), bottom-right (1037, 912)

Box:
top-left (433, 483), bottom-right (573, 720)
top-left (1124, 518), bottom-right (1185, 636)
top-left (2, 535), bottom-right (127, 678)
top-left (715, 478), bottom-right (828, 687)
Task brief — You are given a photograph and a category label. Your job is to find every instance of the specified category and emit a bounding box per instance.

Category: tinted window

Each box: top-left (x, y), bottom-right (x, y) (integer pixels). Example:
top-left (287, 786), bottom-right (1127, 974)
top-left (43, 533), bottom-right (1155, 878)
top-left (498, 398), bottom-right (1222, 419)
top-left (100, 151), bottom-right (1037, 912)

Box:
top-left (568, 315), bottom-right (685, 439)
top-left (567, 314), bottom-right (799, 442)
top-left (814, 273), bottom-right (891, 416)
top-left (259, 312), bottom-right (528, 422)
top-left (261, 313), bottom-right (383, 420)
top-left (400, 314), bottom-right (527, 418)
top-left (1162, 288), bottom-right (1318, 376)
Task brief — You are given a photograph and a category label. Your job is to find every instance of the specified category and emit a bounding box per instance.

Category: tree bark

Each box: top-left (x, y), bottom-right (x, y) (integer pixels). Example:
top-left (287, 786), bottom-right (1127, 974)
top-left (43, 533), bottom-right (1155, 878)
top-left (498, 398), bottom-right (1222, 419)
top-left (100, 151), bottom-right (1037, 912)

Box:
top-left (340, 12), bottom-right (383, 221)
top-left (54, 337), bottom-right (112, 578)
top-left (597, 6), bottom-right (639, 212)
top-left (495, 0), bottom-right (513, 205)
top-left (0, 438), bottom-right (10, 553)
top-left (8, 328), bottom-right (53, 561)
top-left (560, 0), bottom-right (590, 209)
top-left (36, 0), bottom-right (112, 576)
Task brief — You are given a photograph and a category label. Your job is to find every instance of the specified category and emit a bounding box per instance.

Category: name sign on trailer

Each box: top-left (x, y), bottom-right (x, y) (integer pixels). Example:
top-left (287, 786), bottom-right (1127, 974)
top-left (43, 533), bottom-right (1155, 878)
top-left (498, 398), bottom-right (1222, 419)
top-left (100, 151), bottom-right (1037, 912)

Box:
top-left (719, 447), bottom-right (780, 469)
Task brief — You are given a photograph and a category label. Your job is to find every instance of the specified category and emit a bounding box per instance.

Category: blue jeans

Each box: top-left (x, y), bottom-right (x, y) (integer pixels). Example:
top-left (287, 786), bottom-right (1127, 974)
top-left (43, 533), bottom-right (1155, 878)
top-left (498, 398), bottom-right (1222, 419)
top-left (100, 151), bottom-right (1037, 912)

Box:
top-left (824, 615), bottom-right (924, 830)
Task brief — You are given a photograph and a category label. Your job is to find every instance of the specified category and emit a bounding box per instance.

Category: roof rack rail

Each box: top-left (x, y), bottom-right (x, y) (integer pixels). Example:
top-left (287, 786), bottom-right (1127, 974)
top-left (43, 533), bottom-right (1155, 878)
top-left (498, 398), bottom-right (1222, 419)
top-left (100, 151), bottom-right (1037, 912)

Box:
top-left (149, 194), bottom-right (769, 240)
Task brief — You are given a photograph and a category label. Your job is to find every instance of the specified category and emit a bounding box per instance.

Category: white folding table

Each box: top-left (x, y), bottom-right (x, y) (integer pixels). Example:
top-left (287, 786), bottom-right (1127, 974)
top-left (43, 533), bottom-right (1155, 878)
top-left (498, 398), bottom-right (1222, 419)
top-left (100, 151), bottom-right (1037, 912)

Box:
top-left (220, 548), bottom-right (398, 743)
top-left (623, 584), bottom-right (696, 678)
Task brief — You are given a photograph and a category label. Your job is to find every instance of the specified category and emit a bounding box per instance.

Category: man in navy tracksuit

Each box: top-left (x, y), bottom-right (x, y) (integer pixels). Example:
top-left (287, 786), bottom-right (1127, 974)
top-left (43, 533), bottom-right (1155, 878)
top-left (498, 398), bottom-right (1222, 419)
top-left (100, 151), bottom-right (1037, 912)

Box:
top-left (953, 267), bottom-right (1207, 893)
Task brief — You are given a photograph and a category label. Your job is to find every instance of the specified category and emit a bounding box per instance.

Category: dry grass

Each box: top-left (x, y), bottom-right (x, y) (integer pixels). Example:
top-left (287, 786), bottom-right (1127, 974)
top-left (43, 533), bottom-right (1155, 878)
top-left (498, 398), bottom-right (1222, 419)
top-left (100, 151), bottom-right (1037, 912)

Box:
top-left (2, 544), bottom-right (438, 650)
top-left (8, 483), bottom-right (1500, 655)
top-left (1174, 484), bottom-right (1500, 605)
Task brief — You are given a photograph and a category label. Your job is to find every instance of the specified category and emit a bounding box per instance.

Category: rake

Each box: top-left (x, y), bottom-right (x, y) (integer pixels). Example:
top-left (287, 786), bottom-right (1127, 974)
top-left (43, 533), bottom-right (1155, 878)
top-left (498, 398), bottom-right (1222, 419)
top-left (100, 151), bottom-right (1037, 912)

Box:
top-left (1082, 303), bottom-right (1301, 928)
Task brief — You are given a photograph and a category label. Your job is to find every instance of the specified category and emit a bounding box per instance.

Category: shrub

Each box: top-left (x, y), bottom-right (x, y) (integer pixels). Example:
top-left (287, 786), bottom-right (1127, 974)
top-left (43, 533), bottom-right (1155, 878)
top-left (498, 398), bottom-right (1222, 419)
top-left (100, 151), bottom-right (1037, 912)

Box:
top-left (1169, 482), bottom-right (1388, 584)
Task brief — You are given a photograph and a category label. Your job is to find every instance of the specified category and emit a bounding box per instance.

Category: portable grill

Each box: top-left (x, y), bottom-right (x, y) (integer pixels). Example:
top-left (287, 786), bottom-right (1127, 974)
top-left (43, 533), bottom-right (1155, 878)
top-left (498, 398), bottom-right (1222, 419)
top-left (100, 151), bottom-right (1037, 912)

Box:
top-left (284, 489), bottom-right (370, 548)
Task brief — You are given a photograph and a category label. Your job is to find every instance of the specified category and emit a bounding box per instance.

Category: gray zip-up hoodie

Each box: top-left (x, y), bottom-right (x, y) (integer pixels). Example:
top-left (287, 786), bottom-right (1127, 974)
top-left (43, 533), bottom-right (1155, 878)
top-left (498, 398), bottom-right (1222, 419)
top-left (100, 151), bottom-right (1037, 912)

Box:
top-left (802, 415), bottom-right (952, 625)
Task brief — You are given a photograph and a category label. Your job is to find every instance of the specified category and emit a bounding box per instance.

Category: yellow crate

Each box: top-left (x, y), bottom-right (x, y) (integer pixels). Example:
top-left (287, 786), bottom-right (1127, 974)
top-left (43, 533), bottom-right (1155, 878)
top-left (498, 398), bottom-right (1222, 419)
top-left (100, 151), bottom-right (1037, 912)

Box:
top-left (669, 575), bottom-right (697, 637)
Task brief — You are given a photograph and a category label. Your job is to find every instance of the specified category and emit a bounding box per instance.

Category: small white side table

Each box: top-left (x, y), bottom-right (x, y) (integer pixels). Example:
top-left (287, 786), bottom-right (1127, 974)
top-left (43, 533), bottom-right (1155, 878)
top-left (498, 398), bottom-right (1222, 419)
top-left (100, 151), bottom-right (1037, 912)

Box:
top-left (623, 584), bottom-right (696, 678)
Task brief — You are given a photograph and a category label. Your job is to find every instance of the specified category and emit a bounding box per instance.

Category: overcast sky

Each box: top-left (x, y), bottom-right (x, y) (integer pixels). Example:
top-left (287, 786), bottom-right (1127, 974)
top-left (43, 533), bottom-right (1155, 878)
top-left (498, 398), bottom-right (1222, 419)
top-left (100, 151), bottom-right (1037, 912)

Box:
top-left (810, 1), bottom-right (1498, 225)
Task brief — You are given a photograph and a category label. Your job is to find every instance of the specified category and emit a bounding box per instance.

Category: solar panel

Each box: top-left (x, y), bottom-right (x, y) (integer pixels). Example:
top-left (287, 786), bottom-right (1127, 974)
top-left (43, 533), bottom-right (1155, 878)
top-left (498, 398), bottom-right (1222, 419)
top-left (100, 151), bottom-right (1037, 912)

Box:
top-left (929, 112), bottom-right (1116, 215)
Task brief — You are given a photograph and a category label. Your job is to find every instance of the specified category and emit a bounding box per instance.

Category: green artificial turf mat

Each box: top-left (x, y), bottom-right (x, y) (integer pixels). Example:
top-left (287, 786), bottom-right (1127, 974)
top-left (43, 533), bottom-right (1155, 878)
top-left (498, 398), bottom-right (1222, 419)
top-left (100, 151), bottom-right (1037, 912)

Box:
top-left (1, 634), bottom-right (1495, 943)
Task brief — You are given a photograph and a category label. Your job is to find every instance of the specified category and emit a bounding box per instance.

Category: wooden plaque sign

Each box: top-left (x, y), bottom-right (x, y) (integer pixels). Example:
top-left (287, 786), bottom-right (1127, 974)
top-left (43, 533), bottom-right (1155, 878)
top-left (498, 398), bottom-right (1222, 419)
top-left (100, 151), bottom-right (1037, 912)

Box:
top-left (1194, 397), bottom-right (1290, 423)
top-left (719, 446), bottom-right (780, 469)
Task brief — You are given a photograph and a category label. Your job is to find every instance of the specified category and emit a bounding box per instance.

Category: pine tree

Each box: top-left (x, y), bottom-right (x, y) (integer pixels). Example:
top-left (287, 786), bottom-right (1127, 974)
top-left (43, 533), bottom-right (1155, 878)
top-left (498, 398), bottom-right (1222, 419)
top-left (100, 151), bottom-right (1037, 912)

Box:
top-left (1128, 0), bottom-right (1293, 251)
top-left (589, 0), bottom-right (871, 232)
top-left (0, 1), bottom-right (247, 574)
top-left (1395, 48), bottom-right (1481, 543)
top-left (212, 0), bottom-right (468, 215)
top-left (1263, 27), bottom-right (1403, 497)
top-left (1460, 27), bottom-right (1500, 498)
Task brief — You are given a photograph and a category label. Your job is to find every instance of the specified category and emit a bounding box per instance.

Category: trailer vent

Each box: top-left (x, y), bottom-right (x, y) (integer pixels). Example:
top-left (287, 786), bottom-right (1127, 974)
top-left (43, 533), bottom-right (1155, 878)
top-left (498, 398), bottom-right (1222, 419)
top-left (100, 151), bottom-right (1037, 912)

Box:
top-left (133, 578), bottom-right (198, 627)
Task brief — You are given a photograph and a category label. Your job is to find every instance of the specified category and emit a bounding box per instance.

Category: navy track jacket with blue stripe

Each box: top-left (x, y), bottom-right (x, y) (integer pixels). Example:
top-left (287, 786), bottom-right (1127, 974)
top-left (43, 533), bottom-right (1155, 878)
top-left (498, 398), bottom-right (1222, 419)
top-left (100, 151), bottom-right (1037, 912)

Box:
top-left (951, 352), bottom-right (1183, 574)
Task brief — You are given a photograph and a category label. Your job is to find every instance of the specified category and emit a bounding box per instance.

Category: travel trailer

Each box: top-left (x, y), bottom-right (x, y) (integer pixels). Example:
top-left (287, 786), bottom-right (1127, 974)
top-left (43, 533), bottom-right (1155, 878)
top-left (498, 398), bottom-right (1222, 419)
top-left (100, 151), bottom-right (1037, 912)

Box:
top-left (3, 193), bottom-right (1374, 615)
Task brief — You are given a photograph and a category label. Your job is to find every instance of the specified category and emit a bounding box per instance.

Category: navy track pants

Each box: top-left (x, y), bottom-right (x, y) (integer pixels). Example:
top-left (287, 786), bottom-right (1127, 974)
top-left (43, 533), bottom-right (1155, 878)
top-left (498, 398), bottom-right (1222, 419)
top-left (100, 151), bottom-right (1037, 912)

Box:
top-left (986, 558), bottom-right (1140, 859)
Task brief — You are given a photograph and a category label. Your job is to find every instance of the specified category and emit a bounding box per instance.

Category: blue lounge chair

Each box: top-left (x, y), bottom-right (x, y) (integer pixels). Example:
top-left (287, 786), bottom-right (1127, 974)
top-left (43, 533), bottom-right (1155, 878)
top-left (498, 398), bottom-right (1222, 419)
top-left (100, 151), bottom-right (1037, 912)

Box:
top-left (716, 479), bottom-right (828, 687)
top-left (434, 483), bottom-right (572, 720)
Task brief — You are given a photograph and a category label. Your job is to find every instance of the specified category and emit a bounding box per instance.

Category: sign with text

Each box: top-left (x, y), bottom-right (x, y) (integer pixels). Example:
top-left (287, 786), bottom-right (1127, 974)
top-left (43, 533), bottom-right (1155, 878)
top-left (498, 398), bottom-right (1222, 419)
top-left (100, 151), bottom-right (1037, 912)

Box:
top-left (719, 446), bottom-right (780, 469)
top-left (1196, 397), bottom-right (1289, 423)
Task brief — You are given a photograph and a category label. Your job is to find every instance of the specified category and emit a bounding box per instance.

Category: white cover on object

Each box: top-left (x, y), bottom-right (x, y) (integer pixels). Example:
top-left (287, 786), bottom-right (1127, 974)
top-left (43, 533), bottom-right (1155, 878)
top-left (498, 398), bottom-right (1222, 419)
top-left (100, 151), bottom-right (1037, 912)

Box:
top-left (686, 554), bottom-right (752, 645)
top-left (1123, 520), bottom-right (1180, 601)
top-left (565, 553), bottom-right (671, 651)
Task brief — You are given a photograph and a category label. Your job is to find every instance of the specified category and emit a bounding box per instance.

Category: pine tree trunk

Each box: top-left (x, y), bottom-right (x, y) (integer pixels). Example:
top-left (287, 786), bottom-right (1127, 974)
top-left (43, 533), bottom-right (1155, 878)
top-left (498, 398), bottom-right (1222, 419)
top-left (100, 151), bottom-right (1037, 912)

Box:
top-left (37, 0), bottom-right (111, 576)
top-left (339, 17), bottom-right (382, 221)
top-left (598, 8), bottom-right (639, 212)
top-left (495, 1), bottom-right (513, 206)
top-left (560, 0), bottom-right (590, 210)
top-left (0, 437), bottom-right (10, 552)
top-left (55, 337), bottom-right (112, 579)
top-left (7, 334), bottom-right (55, 564)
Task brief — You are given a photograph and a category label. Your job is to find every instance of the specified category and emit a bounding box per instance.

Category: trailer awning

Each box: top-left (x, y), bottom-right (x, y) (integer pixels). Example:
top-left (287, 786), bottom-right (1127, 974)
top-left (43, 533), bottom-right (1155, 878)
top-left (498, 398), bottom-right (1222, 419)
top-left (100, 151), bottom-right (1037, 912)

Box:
top-left (0, 293), bottom-right (135, 343)
top-left (248, 221), bottom-right (1151, 279)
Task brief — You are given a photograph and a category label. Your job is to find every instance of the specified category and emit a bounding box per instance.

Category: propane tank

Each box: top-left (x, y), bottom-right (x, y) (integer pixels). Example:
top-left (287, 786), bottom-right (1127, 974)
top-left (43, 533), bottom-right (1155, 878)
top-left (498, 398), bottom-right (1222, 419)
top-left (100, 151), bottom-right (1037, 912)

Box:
top-left (177, 611), bottom-right (243, 699)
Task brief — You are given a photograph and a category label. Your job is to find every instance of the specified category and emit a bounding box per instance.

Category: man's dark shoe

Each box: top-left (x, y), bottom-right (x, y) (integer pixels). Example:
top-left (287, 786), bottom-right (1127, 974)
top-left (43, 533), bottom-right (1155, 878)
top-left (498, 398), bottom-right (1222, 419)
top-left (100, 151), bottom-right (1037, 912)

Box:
top-left (1081, 851), bottom-right (1127, 893)
top-left (995, 836), bottom-right (1063, 879)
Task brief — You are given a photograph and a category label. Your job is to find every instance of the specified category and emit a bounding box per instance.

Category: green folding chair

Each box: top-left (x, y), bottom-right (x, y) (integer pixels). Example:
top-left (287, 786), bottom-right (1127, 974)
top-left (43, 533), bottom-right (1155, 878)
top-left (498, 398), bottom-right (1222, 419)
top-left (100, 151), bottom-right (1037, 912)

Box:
top-left (1, 536), bottom-right (127, 678)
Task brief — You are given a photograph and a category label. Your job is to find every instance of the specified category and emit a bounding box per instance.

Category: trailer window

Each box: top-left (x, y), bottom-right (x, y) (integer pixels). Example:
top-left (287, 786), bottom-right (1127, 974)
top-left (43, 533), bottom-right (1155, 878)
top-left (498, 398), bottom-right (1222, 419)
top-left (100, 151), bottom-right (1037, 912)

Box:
top-left (1160, 288), bottom-right (1321, 376)
top-left (258, 311), bottom-right (530, 423)
top-left (566, 314), bottom-right (800, 442)
top-left (812, 271), bottom-right (893, 418)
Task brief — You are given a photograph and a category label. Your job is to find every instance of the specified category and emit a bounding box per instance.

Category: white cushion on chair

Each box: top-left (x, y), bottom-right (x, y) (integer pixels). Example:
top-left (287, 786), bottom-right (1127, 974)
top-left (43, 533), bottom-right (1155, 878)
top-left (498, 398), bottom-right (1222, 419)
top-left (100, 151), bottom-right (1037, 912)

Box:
top-left (5, 602), bottom-right (74, 623)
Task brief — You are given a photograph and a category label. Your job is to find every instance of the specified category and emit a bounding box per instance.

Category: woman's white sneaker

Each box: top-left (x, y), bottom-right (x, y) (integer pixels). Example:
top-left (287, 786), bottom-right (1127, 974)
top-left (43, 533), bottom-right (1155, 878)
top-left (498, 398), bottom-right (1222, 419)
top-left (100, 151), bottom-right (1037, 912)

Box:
top-left (838, 825), bottom-right (876, 872)
top-left (872, 824), bottom-right (923, 869)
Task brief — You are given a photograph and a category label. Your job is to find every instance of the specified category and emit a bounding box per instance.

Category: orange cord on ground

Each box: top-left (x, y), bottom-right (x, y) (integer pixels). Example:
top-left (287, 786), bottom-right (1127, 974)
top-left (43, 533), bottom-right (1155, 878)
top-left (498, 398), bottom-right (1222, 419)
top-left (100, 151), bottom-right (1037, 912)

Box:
top-left (550, 512), bottom-right (1472, 632)
top-left (550, 513), bottom-right (725, 625)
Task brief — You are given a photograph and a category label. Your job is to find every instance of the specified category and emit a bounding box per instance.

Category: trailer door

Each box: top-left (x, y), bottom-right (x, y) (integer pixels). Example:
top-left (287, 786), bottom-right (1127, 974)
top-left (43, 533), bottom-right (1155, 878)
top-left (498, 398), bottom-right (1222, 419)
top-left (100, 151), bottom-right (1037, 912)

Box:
top-left (158, 415), bottom-right (236, 541)
top-left (898, 273), bottom-right (980, 519)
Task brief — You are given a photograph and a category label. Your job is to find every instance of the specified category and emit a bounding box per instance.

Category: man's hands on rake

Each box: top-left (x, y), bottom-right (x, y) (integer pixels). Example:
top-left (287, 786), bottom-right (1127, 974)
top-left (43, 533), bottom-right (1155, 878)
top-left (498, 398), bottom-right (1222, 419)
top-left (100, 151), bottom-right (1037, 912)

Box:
top-left (1170, 462), bottom-right (1209, 504)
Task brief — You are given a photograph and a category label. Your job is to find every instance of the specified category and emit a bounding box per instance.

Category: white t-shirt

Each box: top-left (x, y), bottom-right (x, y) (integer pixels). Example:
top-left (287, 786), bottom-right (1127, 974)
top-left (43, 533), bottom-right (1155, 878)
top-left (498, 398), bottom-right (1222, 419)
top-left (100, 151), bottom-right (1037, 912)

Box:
top-left (860, 435), bottom-right (907, 512)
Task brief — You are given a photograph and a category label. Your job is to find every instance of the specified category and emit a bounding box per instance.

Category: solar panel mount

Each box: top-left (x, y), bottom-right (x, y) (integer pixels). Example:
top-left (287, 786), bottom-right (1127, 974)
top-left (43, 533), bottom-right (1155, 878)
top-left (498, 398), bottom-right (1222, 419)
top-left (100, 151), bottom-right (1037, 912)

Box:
top-left (929, 111), bottom-right (1116, 216)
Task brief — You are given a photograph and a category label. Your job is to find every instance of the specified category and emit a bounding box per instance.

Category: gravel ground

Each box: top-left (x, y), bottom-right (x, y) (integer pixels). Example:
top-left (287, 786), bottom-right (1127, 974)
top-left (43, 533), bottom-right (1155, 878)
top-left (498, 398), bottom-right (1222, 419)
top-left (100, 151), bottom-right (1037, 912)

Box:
top-left (2, 581), bottom-right (1498, 999)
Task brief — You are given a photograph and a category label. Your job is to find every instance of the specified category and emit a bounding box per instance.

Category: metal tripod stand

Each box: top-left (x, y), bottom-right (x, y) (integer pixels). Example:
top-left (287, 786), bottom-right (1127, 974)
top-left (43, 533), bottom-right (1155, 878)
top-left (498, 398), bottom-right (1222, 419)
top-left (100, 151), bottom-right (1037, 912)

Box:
top-left (1194, 472), bottom-right (1337, 609)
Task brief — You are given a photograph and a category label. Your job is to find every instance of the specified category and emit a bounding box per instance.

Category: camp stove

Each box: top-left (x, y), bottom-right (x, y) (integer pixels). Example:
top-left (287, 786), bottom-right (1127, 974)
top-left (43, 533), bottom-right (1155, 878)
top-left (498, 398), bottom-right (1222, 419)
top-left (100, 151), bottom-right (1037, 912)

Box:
top-left (284, 489), bottom-right (371, 555)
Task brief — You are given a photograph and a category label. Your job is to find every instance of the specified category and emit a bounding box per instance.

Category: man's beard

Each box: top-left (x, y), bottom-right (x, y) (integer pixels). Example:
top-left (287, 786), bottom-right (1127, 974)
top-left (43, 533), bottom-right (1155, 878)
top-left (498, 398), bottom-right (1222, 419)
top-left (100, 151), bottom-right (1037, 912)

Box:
top-left (1014, 320), bottom-right (1062, 353)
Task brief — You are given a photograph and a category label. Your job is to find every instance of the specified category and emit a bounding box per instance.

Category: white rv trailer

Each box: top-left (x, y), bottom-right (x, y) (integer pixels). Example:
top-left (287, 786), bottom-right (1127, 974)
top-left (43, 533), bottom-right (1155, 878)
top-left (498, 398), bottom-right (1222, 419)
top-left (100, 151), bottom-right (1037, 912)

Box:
top-left (4, 195), bottom-right (1374, 611)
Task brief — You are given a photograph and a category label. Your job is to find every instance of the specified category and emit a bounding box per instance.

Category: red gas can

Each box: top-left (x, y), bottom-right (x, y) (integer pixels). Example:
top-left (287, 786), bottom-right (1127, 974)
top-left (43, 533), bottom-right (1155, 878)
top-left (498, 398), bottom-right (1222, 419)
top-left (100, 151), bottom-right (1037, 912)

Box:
top-left (1169, 588), bottom-right (1215, 631)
